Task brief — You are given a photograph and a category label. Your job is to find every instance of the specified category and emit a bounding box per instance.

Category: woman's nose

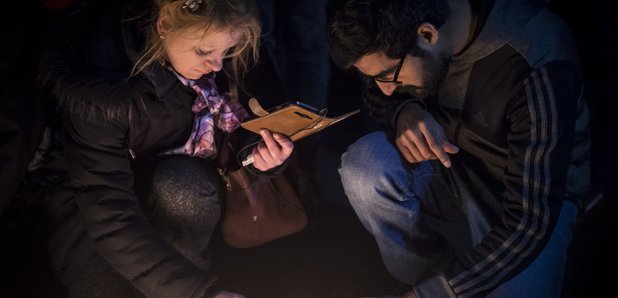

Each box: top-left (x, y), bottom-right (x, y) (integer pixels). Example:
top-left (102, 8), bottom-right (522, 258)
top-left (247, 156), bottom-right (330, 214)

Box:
top-left (205, 56), bottom-right (223, 72)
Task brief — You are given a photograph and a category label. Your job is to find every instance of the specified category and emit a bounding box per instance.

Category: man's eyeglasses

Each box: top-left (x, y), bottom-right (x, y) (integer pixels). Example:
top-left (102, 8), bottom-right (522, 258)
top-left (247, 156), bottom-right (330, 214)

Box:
top-left (374, 53), bottom-right (406, 84)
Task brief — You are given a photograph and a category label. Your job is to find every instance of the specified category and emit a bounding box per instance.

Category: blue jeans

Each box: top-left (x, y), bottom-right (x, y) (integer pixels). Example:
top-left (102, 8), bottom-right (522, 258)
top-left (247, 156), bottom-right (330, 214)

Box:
top-left (339, 132), bottom-right (577, 297)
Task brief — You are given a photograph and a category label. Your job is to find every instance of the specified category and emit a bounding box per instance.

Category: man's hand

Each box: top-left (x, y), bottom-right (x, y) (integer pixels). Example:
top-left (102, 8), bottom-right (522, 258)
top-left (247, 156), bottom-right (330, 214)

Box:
top-left (395, 103), bottom-right (459, 167)
top-left (251, 129), bottom-right (294, 171)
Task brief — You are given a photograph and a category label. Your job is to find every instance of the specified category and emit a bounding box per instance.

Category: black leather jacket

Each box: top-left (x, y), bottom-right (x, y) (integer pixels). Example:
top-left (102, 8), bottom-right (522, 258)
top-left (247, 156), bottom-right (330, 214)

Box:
top-left (37, 0), bottom-right (284, 296)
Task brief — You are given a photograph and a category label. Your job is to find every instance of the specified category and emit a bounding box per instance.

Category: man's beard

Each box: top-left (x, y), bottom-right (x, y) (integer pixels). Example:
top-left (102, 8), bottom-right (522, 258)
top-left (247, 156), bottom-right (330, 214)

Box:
top-left (397, 49), bottom-right (449, 100)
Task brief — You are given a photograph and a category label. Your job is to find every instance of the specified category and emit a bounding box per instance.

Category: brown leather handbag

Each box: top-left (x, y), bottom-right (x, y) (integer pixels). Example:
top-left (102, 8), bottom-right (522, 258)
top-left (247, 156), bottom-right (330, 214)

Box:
top-left (218, 144), bottom-right (307, 249)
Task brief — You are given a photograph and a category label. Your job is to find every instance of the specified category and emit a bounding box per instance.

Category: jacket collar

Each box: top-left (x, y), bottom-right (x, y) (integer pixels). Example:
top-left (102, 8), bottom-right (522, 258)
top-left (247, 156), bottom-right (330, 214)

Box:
top-left (120, 0), bottom-right (181, 100)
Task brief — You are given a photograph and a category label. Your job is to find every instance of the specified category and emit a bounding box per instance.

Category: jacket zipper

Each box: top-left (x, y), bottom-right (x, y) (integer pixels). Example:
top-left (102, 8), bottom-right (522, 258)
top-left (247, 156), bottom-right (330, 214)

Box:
top-left (128, 147), bottom-right (136, 159)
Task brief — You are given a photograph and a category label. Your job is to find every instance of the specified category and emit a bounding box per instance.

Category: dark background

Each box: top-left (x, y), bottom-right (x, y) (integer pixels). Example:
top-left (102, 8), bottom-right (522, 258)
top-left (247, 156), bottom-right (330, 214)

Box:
top-left (1, 0), bottom-right (616, 297)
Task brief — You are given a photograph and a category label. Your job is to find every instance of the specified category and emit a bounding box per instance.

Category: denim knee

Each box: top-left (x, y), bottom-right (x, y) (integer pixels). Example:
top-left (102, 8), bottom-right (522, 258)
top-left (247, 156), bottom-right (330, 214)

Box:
top-left (339, 132), bottom-right (410, 204)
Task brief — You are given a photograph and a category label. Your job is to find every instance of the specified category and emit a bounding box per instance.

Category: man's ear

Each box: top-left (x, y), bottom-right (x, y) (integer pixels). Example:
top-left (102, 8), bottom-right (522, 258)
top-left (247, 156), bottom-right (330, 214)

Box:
top-left (416, 22), bottom-right (439, 49)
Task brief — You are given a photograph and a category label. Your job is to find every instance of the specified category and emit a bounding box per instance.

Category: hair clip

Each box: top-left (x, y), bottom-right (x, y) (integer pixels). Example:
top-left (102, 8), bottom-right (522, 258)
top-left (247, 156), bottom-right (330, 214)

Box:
top-left (182, 0), bottom-right (203, 12)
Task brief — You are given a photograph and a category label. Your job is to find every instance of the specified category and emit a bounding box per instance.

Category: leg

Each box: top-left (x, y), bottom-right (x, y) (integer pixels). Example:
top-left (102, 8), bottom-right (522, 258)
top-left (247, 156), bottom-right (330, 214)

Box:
top-left (141, 155), bottom-right (223, 270)
top-left (66, 156), bottom-right (221, 297)
top-left (488, 200), bottom-right (579, 298)
top-left (339, 131), bottom-right (454, 285)
top-left (68, 252), bottom-right (143, 298)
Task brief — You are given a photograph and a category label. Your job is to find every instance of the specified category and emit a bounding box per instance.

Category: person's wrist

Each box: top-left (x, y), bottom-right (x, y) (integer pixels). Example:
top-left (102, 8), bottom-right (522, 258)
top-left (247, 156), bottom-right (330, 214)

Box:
top-left (403, 99), bottom-right (426, 111)
top-left (391, 99), bottom-right (426, 127)
top-left (395, 100), bottom-right (425, 127)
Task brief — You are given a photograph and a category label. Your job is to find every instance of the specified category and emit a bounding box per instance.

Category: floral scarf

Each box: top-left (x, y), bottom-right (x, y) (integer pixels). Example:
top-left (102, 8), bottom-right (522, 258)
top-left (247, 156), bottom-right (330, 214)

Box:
top-left (163, 71), bottom-right (248, 158)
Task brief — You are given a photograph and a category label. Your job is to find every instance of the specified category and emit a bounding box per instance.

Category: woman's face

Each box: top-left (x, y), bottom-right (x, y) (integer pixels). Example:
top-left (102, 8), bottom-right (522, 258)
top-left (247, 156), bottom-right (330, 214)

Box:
top-left (163, 28), bottom-right (241, 80)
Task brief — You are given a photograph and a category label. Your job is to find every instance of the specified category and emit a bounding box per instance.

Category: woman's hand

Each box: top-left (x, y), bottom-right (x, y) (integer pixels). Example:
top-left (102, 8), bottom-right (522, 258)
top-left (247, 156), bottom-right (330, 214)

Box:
top-left (251, 129), bottom-right (294, 171)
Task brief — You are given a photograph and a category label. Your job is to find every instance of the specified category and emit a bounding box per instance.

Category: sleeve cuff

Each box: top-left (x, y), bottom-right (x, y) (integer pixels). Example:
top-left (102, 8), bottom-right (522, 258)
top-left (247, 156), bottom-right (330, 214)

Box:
top-left (201, 285), bottom-right (222, 298)
top-left (414, 274), bottom-right (457, 298)
top-left (191, 275), bottom-right (220, 298)
top-left (389, 99), bottom-right (427, 127)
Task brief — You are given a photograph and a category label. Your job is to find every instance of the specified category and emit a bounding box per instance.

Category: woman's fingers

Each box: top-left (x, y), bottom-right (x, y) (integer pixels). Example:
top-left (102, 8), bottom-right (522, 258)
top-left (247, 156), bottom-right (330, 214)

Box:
top-left (252, 130), bottom-right (294, 170)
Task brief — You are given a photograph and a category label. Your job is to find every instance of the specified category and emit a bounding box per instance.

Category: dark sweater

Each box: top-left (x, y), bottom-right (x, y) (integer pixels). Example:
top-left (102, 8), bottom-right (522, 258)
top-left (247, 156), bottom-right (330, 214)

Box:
top-left (363, 0), bottom-right (590, 296)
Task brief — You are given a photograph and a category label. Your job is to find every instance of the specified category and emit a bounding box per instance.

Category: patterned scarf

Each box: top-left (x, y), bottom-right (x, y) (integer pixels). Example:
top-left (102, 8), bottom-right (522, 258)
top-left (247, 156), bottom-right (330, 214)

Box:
top-left (163, 71), bottom-right (249, 158)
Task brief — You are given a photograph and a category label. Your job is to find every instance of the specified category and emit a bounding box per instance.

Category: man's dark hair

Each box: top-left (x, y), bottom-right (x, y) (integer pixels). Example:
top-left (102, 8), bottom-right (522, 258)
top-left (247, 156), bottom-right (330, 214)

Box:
top-left (327, 0), bottom-right (450, 69)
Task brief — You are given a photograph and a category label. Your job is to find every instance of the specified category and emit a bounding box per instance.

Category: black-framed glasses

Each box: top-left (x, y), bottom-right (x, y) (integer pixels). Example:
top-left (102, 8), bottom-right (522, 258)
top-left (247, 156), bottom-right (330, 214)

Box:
top-left (374, 53), bottom-right (406, 84)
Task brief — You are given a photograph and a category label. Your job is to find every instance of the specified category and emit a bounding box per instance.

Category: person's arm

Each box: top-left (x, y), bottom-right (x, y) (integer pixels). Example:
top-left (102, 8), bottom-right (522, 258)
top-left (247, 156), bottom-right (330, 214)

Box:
top-left (63, 106), bottom-right (219, 298)
top-left (413, 62), bottom-right (586, 297)
top-left (37, 1), bottom-right (143, 117)
top-left (361, 78), bottom-right (412, 128)
top-left (362, 80), bottom-right (459, 167)
top-left (394, 103), bottom-right (459, 168)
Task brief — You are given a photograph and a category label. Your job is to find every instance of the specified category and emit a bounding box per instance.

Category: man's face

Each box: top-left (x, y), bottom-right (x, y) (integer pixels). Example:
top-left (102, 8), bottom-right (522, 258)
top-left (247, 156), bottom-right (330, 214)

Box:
top-left (353, 48), bottom-right (449, 99)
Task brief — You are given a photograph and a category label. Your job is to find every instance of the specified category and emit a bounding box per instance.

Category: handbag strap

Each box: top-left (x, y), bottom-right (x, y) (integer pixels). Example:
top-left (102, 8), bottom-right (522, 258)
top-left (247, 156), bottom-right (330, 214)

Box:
top-left (217, 140), bottom-right (233, 191)
top-left (217, 141), bottom-right (253, 192)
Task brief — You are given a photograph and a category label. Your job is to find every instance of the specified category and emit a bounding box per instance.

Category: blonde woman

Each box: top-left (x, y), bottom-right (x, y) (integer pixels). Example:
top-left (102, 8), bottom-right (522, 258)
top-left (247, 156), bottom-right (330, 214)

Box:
top-left (38, 0), bottom-right (292, 297)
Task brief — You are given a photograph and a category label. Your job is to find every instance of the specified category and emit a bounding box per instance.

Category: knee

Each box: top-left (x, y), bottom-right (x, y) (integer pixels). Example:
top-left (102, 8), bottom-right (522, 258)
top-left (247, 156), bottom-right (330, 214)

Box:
top-left (150, 156), bottom-right (221, 222)
top-left (339, 132), bottom-right (400, 200)
top-left (341, 132), bottom-right (389, 170)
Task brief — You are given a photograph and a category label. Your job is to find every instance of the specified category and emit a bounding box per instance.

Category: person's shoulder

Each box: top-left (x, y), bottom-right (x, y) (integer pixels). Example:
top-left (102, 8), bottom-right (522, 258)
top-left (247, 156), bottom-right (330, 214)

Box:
top-left (63, 77), bottom-right (149, 122)
top-left (508, 8), bottom-right (579, 68)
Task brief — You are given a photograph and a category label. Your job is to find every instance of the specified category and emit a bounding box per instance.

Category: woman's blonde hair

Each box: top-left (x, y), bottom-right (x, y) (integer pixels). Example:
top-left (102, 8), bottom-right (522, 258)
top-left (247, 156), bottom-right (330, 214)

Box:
top-left (132, 0), bottom-right (261, 84)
